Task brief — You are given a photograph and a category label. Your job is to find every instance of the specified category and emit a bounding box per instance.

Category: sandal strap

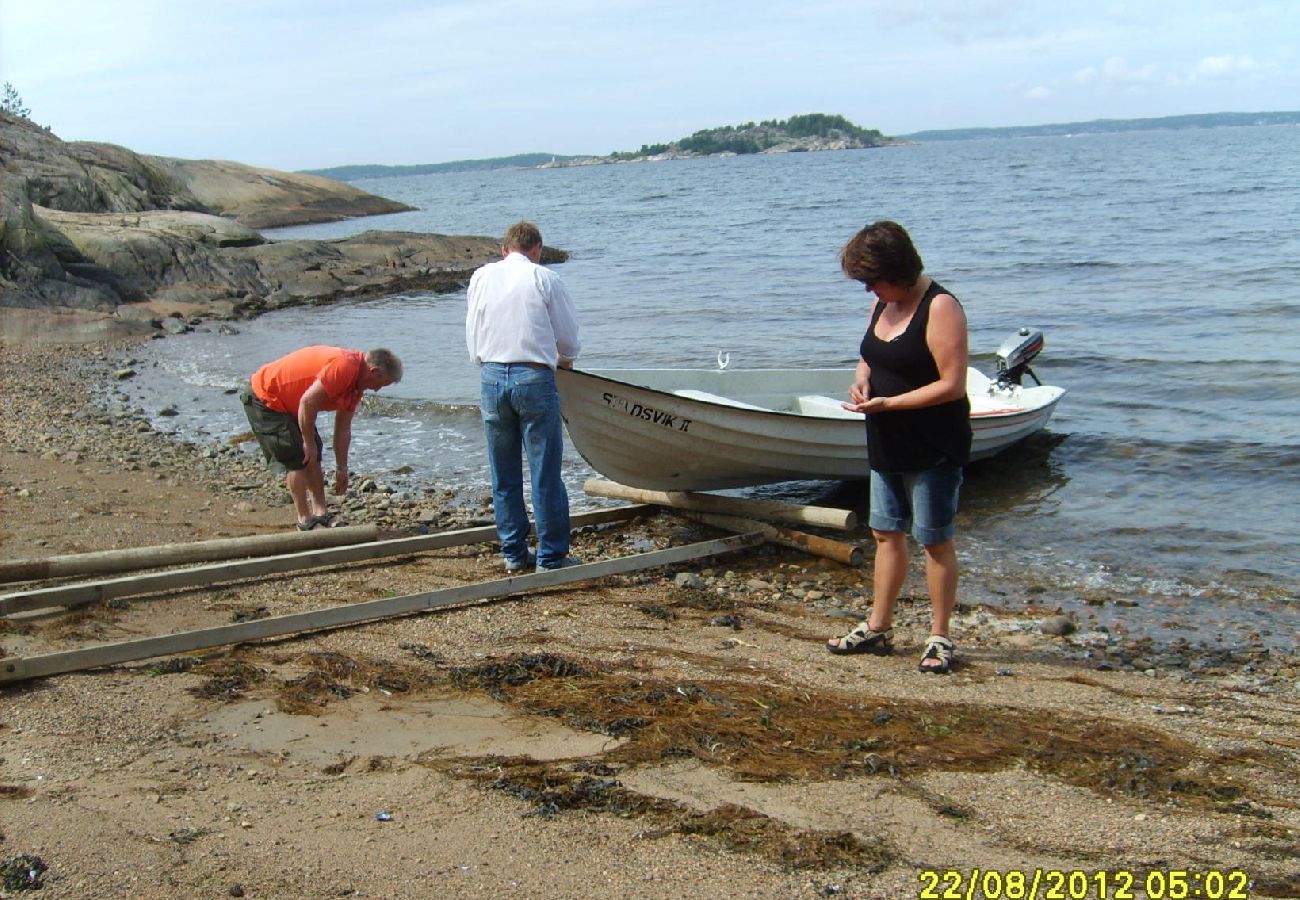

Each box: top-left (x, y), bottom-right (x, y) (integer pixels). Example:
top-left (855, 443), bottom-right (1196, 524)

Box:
top-left (921, 635), bottom-right (954, 660)
top-left (838, 623), bottom-right (892, 648)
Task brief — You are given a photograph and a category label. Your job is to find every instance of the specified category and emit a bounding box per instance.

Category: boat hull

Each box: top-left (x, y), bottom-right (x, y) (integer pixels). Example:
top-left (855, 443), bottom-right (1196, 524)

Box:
top-left (557, 367), bottom-right (1065, 491)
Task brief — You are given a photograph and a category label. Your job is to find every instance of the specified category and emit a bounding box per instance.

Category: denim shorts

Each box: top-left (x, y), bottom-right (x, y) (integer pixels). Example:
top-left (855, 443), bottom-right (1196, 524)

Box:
top-left (868, 463), bottom-right (964, 546)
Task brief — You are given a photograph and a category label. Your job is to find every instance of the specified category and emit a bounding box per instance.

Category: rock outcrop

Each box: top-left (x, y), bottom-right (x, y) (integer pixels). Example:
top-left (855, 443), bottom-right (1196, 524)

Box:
top-left (0, 111), bottom-right (412, 227)
top-left (0, 112), bottom-right (534, 341)
top-left (147, 157), bottom-right (414, 229)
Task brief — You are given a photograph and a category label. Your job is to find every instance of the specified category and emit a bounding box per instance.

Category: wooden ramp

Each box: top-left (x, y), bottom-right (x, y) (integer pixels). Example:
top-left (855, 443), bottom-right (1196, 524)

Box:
top-left (0, 506), bottom-right (653, 617)
top-left (0, 485), bottom-right (863, 686)
top-left (0, 533), bottom-right (764, 685)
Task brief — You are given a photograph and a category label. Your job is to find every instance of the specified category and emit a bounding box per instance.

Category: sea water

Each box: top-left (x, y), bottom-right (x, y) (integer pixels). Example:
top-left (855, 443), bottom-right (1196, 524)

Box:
top-left (114, 125), bottom-right (1300, 649)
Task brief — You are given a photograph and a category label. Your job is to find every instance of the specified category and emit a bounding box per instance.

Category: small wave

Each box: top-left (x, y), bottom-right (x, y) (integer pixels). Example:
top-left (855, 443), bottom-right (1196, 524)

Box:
top-left (363, 396), bottom-right (481, 420)
top-left (1056, 430), bottom-right (1300, 469)
top-left (1005, 259), bottom-right (1126, 274)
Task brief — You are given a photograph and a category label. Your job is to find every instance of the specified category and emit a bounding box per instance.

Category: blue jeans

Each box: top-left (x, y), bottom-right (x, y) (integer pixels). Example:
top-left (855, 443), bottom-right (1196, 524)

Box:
top-left (868, 464), bottom-right (964, 546)
top-left (479, 363), bottom-right (571, 568)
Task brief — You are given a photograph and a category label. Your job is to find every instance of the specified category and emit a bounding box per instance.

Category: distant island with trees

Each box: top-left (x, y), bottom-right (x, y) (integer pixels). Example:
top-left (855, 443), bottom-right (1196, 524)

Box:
top-left (303, 110), bottom-right (1300, 181)
top-left (596, 113), bottom-right (891, 162)
top-left (306, 114), bottom-right (891, 180)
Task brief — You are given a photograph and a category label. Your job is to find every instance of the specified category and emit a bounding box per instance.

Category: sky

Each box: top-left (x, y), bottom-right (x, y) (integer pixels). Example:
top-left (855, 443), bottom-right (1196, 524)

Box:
top-left (1, 0), bottom-right (1296, 171)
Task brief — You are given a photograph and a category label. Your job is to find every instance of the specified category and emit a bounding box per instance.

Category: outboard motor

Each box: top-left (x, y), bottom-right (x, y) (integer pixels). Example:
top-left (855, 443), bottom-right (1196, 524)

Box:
top-left (995, 328), bottom-right (1044, 387)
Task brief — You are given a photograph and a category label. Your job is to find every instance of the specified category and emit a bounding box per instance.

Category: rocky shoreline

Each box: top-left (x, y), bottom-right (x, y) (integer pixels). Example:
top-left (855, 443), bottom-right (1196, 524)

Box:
top-left (2, 110), bottom-right (560, 343)
top-left (5, 339), bottom-right (1297, 689)
top-left (3, 339), bottom-right (1300, 898)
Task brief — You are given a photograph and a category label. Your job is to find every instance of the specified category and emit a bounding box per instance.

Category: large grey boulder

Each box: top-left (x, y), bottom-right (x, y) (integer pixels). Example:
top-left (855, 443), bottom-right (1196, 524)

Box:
top-left (149, 157), bottom-right (413, 229)
top-left (1, 111), bottom-right (204, 215)
top-left (0, 110), bottom-right (410, 227)
top-left (36, 206), bottom-right (266, 305)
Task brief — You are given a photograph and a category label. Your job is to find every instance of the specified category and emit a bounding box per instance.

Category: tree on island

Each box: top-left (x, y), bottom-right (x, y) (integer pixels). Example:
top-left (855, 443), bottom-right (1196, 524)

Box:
top-left (1, 83), bottom-right (32, 120)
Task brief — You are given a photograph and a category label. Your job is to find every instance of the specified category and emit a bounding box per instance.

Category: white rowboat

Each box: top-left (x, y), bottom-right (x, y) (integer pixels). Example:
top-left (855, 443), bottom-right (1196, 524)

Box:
top-left (556, 334), bottom-right (1066, 491)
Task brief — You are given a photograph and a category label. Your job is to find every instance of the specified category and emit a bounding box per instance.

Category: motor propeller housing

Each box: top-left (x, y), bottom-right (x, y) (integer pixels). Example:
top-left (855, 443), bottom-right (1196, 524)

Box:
top-left (995, 328), bottom-right (1044, 386)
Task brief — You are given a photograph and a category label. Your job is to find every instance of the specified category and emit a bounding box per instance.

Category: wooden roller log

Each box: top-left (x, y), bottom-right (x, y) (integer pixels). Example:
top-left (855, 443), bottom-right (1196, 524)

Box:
top-left (679, 510), bottom-right (864, 567)
top-left (583, 479), bottom-right (857, 531)
top-left (0, 504), bottom-right (656, 616)
top-left (0, 525), bottom-right (380, 584)
top-left (0, 531), bottom-right (766, 685)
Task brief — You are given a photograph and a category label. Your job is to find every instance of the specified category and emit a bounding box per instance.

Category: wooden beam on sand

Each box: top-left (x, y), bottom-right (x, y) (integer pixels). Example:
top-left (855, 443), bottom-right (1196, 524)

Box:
top-left (0, 505), bottom-right (656, 616)
top-left (0, 525), bottom-right (380, 585)
top-left (679, 511), bottom-right (864, 567)
top-left (0, 531), bottom-right (765, 685)
top-left (583, 479), bottom-right (857, 531)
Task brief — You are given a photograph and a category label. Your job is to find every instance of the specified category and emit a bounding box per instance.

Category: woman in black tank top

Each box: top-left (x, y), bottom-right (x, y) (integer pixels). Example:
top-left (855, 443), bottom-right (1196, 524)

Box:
top-left (825, 221), bottom-right (970, 674)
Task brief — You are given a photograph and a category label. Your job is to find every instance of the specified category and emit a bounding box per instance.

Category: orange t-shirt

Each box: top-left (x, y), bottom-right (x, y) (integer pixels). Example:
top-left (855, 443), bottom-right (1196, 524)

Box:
top-left (250, 346), bottom-right (366, 415)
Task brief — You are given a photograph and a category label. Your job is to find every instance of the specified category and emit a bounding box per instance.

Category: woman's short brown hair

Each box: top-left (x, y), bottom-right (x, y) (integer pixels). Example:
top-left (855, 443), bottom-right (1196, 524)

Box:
top-left (840, 220), bottom-right (924, 287)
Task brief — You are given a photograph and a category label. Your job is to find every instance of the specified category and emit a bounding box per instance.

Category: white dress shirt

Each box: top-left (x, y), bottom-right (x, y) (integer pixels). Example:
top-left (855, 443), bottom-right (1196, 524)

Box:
top-left (465, 251), bottom-right (581, 369)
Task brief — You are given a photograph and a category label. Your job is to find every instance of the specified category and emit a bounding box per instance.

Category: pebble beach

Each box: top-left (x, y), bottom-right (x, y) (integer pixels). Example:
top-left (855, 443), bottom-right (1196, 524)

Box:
top-left (2, 335), bottom-right (1299, 899)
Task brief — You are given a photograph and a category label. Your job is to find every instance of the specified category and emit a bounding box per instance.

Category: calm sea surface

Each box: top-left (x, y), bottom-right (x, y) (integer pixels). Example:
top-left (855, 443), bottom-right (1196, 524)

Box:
top-left (115, 126), bottom-right (1300, 649)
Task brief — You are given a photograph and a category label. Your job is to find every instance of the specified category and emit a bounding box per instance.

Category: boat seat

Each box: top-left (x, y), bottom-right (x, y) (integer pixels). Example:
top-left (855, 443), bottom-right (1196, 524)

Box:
top-left (797, 395), bottom-right (862, 419)
top-left (671, 389), bottom-right (769, 410)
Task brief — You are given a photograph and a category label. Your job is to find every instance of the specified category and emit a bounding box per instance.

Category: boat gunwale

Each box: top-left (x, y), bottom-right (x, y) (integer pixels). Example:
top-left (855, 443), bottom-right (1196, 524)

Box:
top-left (566, 367), bottom-right (1065, 423)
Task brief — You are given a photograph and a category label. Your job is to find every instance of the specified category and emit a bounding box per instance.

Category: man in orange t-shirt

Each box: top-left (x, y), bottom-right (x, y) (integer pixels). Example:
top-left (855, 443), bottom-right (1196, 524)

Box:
top-left (240, 346), bottom-right (402, 529)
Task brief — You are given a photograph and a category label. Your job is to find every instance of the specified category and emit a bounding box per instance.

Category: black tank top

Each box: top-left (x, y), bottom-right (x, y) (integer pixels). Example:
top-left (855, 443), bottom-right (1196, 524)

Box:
top-left (859, 280), bottom-right (972, 472)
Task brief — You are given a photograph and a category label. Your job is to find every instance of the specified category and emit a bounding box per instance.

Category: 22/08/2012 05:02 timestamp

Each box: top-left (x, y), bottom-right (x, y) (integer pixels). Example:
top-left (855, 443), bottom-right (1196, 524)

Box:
top-left (917, 868), bottom-right (1252, 900)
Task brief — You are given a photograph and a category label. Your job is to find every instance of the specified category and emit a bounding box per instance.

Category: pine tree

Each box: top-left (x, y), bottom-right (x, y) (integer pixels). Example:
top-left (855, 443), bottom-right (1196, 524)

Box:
top-left (1, 83), bottom-right (32, 120)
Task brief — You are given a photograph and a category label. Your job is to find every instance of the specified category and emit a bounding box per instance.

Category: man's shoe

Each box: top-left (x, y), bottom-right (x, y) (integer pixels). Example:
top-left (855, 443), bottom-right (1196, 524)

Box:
top-left (536, 555), bottom-right (583, 572)
top-left (504, 553), bottom-right (536, 573)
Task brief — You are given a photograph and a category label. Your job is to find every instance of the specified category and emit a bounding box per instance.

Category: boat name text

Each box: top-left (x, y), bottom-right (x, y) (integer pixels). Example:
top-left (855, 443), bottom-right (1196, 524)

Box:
top-left (601, 392), bottom-right (693, 433)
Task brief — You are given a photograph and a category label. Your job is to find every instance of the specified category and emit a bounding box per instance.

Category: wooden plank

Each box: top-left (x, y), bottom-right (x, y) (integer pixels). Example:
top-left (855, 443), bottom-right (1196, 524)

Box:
top-left (583, 479), bottom-right (857, 531)
top-left (0, 532), bottom-right (764, 685)
top-left (0, 525), bottom-right (381, 584)
top-left (680, 510), bottom-right (864, 567)
top-left (0, 504), bottom-right (656, 616)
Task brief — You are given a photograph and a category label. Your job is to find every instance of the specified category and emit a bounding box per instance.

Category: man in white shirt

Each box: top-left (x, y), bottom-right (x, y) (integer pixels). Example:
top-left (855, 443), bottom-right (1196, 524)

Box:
top-left (466, 221), bottom-right (582, 572)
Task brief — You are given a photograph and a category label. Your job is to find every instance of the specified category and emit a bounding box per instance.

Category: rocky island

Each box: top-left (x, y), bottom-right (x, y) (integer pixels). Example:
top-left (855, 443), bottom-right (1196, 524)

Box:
top-left (305, 114), bottom-right (900, 183)
top-left (0, 111), bottom-right (538, 342)
top-left (546, 113), bottom-right (897, 167)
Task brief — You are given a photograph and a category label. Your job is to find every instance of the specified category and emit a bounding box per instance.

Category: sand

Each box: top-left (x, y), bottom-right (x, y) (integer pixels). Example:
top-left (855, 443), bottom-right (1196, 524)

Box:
top-left (1, 338), bottom-right (1298, 900)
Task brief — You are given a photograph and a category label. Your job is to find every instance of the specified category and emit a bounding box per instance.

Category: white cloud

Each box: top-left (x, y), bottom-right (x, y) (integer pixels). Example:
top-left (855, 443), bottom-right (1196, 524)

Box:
top-left (1071, 58), bottom-right (1158, 89)
top-left (1101, 56), bottom-right (1157, 84)
top-left (1195, 54), bottom-right (1259, 78)
top-left (1025, 85), bottom-right (1050, 100)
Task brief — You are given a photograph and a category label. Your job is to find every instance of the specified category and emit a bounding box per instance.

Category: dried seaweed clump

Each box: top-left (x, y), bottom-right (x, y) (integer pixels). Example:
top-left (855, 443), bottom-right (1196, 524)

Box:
top-left (442, 654), bottom-right (1293, 811)
top-left (147, 657), bottom-right (196, 676)
top-left (188, 658), bottom-right (265, 701)
top-left (449, 757), bottom-right (891, 871)
top-left (1, 854), bottom-right (48, 892)
top-left (276, 650), bottom-right (437, 715)
top-left (447, 652), bottom-right (591, 702)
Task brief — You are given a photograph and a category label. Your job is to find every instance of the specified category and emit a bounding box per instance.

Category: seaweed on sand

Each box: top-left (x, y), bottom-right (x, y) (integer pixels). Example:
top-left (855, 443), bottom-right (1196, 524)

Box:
top-left (275, 650), bottom-right (437, 715)
top-left (188, 657), bottom-right (265, 701)
top-left (438, 653), bottom-right (1297, 810)
top-left (430, 756), bottom-right (892, 871)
